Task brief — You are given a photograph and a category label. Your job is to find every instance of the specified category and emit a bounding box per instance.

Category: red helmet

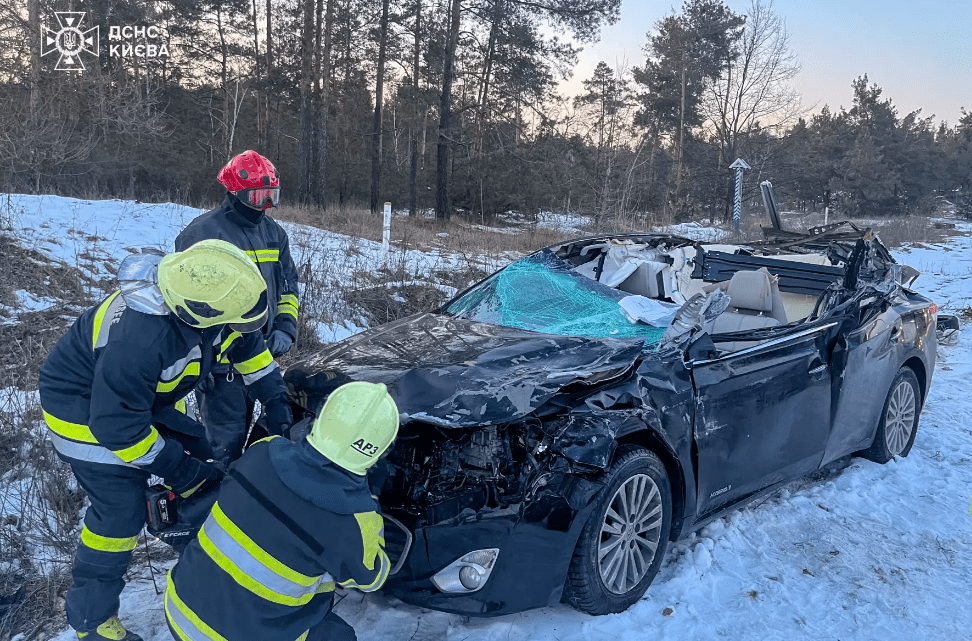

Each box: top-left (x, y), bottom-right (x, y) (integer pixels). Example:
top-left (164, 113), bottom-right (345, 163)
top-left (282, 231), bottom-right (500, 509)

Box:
top-left (218, 150), bottom-right (280, 210)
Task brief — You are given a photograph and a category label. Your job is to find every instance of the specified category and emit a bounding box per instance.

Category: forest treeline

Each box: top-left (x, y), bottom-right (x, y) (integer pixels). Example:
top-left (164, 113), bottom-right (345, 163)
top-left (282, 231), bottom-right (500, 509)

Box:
top-left (2, 0), bottom-right (971, 223)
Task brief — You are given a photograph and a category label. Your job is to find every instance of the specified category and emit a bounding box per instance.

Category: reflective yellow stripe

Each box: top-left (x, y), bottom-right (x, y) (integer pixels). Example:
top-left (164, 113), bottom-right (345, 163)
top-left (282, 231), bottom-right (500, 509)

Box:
top-left (112, 427), bottom-right (160, 463)
top-left (276, 306), bottom-right (298, 319)
top-left (43, 411), bottom-right (98, 444)
top-left (234, 349), bottom-right (273, 375)
top-left (196, 502), bottom-right (331, 606)
top-left (217, 331), bottom-right (243, 363)
top-left (355, 512), bottom-right (386, 570)
top-left (91, 291), bottom-right (122, 350)
top-left (338, 512), bottom-right (390, 592)
top-left (338, 550), bottom-right (390, 593)
top-left (80, 525), bottom-right (138, 552)
top-left (278, 294), bottom-right (299, 308)
top-left (178, 477), bottom-right (208, 499)
top-left (157, 361), bottom-right (201, 393)
top-left (244, 249), bottom-right (279, 263)
top-left (165, 573), bottom-right (229, 641)
top-left (175, 398), bottom-right (188, 414)
top-left (198, 530), bottom-right (312, 607)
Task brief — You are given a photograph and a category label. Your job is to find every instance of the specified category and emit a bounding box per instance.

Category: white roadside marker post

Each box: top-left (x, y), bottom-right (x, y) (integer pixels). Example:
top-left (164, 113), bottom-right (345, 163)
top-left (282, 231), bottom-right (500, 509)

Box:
top-left (729, 158), bottom-right (750, 232)
top-left (382, 201), bottom-right (392, 268)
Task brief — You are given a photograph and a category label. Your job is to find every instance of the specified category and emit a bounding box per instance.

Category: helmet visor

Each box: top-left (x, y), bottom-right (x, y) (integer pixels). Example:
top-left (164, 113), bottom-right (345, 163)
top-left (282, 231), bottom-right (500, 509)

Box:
top-left (239, 187), bottom-right (280, 210)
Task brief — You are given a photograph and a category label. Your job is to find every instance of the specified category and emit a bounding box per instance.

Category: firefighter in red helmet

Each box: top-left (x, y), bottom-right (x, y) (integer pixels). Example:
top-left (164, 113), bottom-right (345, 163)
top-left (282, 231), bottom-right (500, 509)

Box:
top-left (175, 151), bottom-right (299, 467)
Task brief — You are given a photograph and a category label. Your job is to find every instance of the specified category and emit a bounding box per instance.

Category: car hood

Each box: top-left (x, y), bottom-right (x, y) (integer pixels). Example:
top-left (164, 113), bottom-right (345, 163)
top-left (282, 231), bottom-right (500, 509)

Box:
top-left (290, 313), bottom-right (646, 427)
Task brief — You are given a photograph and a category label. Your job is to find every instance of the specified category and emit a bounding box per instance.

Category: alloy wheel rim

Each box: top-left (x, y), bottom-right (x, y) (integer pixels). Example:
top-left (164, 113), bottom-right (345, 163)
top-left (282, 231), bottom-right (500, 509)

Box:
top-left (884, 380), bottom-right (917, 455)
top-left (597, 473), bottom-right (664, 595)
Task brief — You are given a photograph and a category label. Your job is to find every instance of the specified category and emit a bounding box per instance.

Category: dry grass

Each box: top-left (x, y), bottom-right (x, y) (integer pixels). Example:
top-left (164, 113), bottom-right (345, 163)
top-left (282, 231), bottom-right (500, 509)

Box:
top-left (0, 390), bottom-right (83, 640)
top-left (272, 202), bottom-right (574, 259)
top-left (0, 568), bottom-right (71, 641)
top-left (0, 236), bottom-right (101, 639)
top-left (0, 235), bottom-right (101, 391)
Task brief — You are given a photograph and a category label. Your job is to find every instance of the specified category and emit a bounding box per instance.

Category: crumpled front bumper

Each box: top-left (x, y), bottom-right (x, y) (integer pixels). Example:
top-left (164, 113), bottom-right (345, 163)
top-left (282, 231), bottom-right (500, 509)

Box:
top-left (382, 494), bottom-right (597, 616)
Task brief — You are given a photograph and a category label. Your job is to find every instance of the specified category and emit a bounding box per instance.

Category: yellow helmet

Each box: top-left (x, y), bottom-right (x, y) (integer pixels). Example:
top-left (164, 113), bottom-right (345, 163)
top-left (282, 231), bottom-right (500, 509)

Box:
top-left (158, 239), bottom-right (268, 332)
top-left (308, 382), bottom-right (400, 476)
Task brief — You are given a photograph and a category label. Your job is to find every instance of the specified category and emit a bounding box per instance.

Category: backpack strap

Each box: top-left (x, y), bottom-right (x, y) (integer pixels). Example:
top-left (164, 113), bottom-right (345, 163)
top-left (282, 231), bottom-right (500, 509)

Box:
top-left (228, 468), bottom-right (325, 556)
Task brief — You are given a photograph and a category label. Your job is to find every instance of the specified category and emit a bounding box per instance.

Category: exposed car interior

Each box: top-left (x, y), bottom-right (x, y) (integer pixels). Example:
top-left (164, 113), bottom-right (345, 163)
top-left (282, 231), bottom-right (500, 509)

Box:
top-left (550, 237), bottom-right (850, 350)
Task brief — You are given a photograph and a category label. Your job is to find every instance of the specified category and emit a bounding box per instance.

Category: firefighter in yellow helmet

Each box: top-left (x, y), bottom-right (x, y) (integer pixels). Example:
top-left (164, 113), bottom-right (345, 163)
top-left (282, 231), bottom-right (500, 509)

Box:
top-left (165, 382), bottom-right (399, 641)
top-left (39, 240), bottom-right (293, 641)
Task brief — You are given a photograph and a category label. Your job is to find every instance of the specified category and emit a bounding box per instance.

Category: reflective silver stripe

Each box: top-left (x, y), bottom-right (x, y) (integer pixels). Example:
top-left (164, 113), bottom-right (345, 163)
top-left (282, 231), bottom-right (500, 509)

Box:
top-left (128, 435), bottom-right (166, 466)
top-left (200, 512), bottom-right (330, 601)
top-left (241, 360), bottom-right (278, 386)
top-left (164, 586), bottom-right (225, 641)
top-left (94, 294), bottom-right (128, 349)
top-left (161, 346), bottom-right (202, 382)
top-left (49, 432), bottom-right (133, 467)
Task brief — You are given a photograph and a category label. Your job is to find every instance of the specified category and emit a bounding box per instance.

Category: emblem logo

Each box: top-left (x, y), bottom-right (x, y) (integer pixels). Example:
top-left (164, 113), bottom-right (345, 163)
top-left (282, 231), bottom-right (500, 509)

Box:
top-left (41, 12), bottom-right (100, 72)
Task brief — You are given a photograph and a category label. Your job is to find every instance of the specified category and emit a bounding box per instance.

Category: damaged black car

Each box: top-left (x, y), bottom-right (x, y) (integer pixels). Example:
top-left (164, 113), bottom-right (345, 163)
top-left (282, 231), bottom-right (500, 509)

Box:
top-left (283, 225), bottom-right (955, 616)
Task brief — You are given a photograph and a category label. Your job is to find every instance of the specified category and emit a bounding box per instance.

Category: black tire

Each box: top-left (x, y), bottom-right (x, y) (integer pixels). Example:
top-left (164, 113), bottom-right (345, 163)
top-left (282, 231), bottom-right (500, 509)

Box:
top-left (860, 367), bottom-right (921, 464)
top-left (562, 445), bottom-right (672, 615)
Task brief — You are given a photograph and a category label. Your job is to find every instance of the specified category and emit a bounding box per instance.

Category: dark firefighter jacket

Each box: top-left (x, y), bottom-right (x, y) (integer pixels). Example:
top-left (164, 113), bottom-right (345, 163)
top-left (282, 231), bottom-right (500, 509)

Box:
top-left (38, 254), bottom-right (288, 470)
top-left (175, 194), bottom-right (300, 342)
top-left (165, 436), bottom-right (391, 641)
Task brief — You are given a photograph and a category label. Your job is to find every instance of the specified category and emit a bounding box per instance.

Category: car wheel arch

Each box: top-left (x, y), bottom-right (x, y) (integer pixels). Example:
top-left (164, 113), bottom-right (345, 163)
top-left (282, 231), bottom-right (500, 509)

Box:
top-left (614, 428), bottom-right (686, 542)
top-left (901, 356), bottom-right (927, 404)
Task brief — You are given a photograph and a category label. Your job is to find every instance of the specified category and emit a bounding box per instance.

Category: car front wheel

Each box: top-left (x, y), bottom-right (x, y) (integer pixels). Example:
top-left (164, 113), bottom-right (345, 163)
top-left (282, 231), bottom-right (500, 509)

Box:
top-left (861, 366), bottom-right (921, 463)
top-left (562, 445), bottom-right (672, 615)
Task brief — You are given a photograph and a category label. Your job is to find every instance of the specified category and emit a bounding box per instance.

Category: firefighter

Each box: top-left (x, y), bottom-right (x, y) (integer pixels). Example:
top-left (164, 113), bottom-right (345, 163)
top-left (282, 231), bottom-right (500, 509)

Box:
top-left (164, 382), bottom-right (399, 641)
top-left (39, 240), bottom-right (293, 641)
top-left (175, 150), bottom-right (300, 467)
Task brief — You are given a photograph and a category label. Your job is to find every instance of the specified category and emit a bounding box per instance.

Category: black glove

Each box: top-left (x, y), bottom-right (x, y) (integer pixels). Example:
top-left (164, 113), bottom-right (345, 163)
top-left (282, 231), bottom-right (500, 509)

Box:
top-left (167, 453), bottom-right (224, 498)
top-left (266, 330), bottom-right (294, 358)
top-left (264, 398), bottom-right (293, 437)
top-left (152, 406), bottom-right (206, 438)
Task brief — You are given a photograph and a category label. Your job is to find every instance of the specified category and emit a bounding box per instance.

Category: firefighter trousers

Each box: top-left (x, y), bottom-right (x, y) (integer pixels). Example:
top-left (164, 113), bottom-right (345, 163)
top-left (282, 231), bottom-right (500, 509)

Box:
top-left (165, 602), bottom-right (356, 641)
top-left (49, 410), bottom-right (213, 632)
top-left (63, 459), bottom-right (148, 632)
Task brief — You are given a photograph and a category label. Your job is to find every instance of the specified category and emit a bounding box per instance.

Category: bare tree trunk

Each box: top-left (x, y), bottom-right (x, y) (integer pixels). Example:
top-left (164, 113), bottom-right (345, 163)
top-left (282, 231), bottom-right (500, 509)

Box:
top-left (476, 0), bottom-right (503, 155)
top-left (675, 63), bottom-right (686, 209)
top-left (28, 0), bottom-right (40, 114)
top-left (297, 0), bottom-right (316, 201)
top-left (409, 0), bottom-right (422, 217)
top-left (216, 7), bottom-right (231, 159)
top-left (266, 0), bottom-right (273, 151)
top-left (436, 0), bottom-right (461, 221)
top-left (370, 0), bottom-right (390, 214)
top-left (252, 0), bottom-right (262, 149)
top-left (314, 0), bottom-right (335, 209)
top-left (310, 0), bottom-right (323, 203)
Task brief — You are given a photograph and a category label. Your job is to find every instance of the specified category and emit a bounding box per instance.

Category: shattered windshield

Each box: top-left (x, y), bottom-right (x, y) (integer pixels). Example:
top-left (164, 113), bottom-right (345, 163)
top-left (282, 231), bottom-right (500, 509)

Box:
top-left (445, 251), bottom-right (668, 345)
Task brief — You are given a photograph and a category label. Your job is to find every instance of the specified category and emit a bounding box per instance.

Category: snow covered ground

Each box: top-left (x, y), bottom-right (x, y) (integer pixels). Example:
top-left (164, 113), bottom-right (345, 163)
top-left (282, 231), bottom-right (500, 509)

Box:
top-left (3, 195), bottom-right (970, 640)
top-left (3, 194), bottom-right (492, 344)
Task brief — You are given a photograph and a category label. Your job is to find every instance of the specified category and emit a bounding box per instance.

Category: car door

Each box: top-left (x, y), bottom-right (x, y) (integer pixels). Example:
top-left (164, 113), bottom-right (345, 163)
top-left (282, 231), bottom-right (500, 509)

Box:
top-left (821, 303), bottom-right (920, 466)
top-left (689, 322), bottom-right (838, 517)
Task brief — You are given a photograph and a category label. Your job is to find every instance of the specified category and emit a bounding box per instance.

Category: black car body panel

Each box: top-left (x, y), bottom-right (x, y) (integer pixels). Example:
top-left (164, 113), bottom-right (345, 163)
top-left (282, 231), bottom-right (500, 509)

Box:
top-left (284, 229), bottom-right (945, 616)
top-left (292, 313), bottom-right (645, 427)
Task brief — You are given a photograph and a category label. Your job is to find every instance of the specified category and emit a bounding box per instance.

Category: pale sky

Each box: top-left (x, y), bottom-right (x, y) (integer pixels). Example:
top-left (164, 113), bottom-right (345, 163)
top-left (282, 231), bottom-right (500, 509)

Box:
top-left (562, 0), bottom-right (972, 126)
